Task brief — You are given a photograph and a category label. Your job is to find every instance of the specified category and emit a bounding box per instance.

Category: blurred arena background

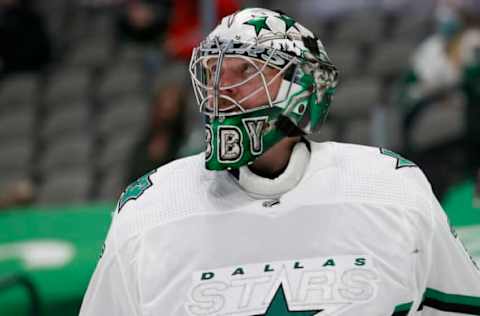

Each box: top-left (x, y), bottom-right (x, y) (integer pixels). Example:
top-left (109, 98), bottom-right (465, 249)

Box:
top-left (0, 0), bottom-right (479, 315)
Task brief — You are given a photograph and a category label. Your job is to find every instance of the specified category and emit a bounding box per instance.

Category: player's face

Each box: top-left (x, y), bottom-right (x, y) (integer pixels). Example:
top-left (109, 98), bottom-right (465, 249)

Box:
top-left (205, 57), bottom-right (282, 112)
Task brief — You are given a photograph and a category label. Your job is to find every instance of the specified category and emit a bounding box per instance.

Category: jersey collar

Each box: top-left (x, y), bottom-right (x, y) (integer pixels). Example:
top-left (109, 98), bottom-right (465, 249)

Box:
top-left (230, 140), bottom-right (311, 199)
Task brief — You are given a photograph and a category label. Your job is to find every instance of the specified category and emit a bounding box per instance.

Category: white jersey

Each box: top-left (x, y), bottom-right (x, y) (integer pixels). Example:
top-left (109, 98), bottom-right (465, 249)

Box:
top-left (79, 141), bottom-right (480, 316)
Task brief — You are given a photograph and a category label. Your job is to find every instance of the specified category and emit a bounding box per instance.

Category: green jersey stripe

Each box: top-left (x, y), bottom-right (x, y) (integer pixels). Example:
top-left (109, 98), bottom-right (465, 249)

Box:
top-left (419, 288), bottom-right (480, 315)
top-left (391, 301), bottom-right (413, 316)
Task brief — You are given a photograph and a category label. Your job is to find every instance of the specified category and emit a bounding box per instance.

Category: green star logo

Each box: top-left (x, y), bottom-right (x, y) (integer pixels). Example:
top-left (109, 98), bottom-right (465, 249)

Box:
top-left (255, 284), bottom-right (322, 315)
top-left (380, 148), bottom-right (417, 169)
top-left (117, 169), bottom-right (156, 212)
top-left (277, 14), bottom-right (299, 32)
top-left (243, 16), bottom-right (271, 36)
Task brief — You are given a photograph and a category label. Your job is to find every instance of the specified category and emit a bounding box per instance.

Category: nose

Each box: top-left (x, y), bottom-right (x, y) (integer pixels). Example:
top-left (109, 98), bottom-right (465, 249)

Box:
top-left (207, 88), bottom-right (237, 112)
top-left (218, 71), bottom-right (238, 97)
top-left (214, 71), bottom-right (239, 111)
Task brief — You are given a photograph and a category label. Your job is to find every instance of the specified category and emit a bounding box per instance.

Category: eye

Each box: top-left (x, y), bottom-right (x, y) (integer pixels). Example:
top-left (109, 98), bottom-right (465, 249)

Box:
top-left (206, 64), bottom-right (217, 81)
top-left (243, 63), bottom-right (257, 76)
top-left (210, 64), bottom-right (217, 74)
top-left (206, 62), bottom-right (217, 77)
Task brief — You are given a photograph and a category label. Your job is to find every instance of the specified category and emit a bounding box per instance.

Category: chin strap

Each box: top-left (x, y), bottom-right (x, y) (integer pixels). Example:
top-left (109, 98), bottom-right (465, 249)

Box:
top-left (230, 140), bottom-right (311, 199)
top-left (276, 115), bottom-right (305, 137)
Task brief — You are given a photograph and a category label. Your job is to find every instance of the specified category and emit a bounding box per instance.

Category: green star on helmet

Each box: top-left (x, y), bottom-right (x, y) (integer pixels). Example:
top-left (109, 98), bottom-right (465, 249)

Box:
top-left (277, 14), bottom-right (299, 32)
top-left (243, 16), bottom-right (272, 36)
top-left (255, 284), bottom-right (322, 315)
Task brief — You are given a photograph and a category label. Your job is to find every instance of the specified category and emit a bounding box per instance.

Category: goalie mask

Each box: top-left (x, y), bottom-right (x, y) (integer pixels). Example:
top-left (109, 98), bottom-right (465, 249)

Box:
top-left (189, 8), bottom-right (338, 171)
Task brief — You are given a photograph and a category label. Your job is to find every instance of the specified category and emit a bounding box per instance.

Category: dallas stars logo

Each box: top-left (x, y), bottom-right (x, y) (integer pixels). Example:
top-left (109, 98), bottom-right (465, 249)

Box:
top-left (243, 16), bottom-right (271, 36)
top-left (117, 169), bottom-right (156, 212)
top-left (255, 284), bottom-right (322, 315)
top-left (379, 148), bottom-right (416, 169)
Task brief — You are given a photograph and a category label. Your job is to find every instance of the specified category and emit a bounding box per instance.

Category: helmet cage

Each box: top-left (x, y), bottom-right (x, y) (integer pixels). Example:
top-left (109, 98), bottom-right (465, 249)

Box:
top-left (189, 34), bottom-right (338, 171)
top-left (189, 37), bottom-right (300, 117)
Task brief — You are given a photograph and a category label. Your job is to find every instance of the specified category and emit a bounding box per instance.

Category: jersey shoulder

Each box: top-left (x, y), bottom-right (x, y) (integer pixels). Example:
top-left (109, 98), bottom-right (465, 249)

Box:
top-left (109, 152), bottom-right (214, 244)
top-left (331, 141), bottom-right (423, 172)
top-left (116, 153), bottom-right (208, 214)
top-left (307, 142), bottom-right (433, 207)
top-left (329, 142), bottom-right (417, 171)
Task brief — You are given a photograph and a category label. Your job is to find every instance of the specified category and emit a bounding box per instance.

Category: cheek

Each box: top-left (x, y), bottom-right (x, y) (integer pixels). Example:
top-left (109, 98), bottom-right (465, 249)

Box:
top-left (239, 75), bottom-right (283, 109)
top-left (236, 79), bottom-right (263, 108)
top-left (269, 76), bottom-right (282, 99)
top-left (237, 79), bottom-right (260, 97)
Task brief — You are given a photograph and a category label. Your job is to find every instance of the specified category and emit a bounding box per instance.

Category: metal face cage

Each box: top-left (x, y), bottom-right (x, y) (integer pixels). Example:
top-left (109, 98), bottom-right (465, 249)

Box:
top-left (189, 38), bottom-right (299, 117)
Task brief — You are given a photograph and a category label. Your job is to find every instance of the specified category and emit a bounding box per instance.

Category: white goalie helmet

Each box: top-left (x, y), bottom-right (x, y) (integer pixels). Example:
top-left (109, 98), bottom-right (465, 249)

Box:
top-left (189, 8), bottom-right (339, 170)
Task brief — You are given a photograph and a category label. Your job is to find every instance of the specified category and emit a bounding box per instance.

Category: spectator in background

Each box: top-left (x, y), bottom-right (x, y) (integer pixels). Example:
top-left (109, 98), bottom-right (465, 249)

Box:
top-left (125, 78), bottom-right (187, 184)
top-left (163, 0), bottom-right (240, 60)
top-left (115, 0), bottom-right (171, 45)
top-left (461, 10), bottom-right (480, 180)
top-left (124, 0), bottom-right (240, 185)
top-left (397, 0), bottom-right (480, 198)
top-left (0, 0), bottom-right (51, 78)
top-left (0, 179), bottom-right (34, 209)
top-left (281, 0), bottom-right (435, 23)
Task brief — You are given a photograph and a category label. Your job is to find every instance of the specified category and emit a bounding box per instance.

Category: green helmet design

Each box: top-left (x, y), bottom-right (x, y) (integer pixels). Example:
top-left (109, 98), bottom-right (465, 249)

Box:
top-left (189, 8), bottom-right (338, 171)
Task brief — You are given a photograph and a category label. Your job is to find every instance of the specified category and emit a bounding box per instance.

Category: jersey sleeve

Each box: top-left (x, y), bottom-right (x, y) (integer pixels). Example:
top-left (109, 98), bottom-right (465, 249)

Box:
top-left (79, 212), bottom-right (142, 316)
top-left (420, 197), bottom-right (480, 315)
